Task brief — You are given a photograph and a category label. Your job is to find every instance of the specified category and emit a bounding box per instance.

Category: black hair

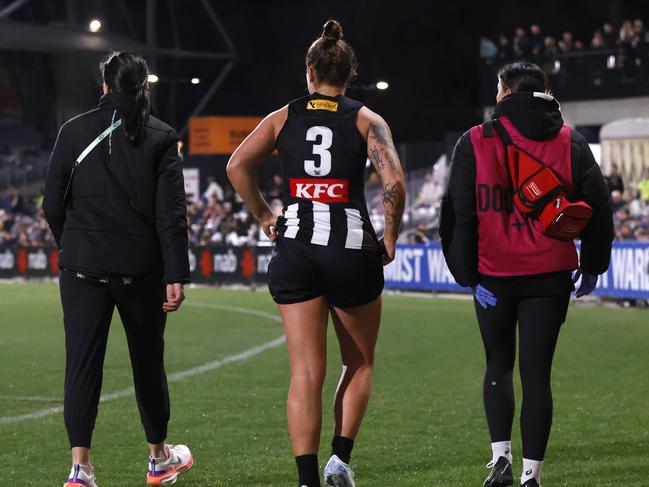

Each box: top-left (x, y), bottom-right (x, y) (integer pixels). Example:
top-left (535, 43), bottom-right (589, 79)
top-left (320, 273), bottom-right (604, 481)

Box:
top-left (305, 19), bottom-right (358, 87)
top-left (498, 62), bottom-right (549, 94)
top-left (101, 52), bottom-right (150, 145)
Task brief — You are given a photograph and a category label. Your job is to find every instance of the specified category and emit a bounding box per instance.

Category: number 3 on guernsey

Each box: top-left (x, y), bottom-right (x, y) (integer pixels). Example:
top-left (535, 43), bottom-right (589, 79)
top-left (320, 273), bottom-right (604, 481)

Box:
top-left (305, 126), bottom-right (332, 177)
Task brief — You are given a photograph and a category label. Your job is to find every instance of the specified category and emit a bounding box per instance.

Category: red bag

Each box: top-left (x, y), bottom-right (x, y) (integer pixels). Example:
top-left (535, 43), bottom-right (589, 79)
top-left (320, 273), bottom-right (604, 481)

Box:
top-left (493, 120), bottom-right (592, 241)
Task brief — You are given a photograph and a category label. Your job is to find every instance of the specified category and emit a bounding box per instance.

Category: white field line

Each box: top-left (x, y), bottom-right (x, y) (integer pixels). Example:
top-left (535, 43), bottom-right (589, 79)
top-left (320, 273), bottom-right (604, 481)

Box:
top-left (0, 303), bottom-right (284, 426)
top-left (0, 395), bottom-right (61, 402)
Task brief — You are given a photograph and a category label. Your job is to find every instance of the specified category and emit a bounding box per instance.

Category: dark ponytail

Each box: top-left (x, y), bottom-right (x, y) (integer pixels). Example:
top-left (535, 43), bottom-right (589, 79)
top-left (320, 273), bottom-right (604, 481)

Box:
top-left (101, 52), bottom-right (151, 145)
top-left (305, 19), bottom-right (358, 87)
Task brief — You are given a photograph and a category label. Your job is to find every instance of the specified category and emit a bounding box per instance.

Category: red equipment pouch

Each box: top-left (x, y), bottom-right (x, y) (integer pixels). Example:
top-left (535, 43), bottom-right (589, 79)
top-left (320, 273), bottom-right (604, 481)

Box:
top-left (488, 120), bottom-right (592, 241)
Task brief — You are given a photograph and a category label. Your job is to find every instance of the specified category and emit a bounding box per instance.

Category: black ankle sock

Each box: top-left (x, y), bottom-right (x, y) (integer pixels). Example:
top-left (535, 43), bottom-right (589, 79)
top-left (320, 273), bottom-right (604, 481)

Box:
top-left (295, 454), bottom-right (320, 487)
top-left (331, 436), bottom-right (354, 464)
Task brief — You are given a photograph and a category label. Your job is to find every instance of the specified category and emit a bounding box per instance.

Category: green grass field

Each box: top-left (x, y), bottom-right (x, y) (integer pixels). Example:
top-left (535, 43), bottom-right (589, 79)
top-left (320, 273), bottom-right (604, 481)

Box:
top-left (0, 283), bottom-right (647, 486)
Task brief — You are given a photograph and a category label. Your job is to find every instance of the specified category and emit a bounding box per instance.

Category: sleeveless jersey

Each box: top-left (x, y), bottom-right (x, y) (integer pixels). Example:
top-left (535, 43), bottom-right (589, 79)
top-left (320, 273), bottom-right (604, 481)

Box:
top-left (275, 93), bottom-right (378, 251)
top-left (470, 116), bottom-right (578, 276)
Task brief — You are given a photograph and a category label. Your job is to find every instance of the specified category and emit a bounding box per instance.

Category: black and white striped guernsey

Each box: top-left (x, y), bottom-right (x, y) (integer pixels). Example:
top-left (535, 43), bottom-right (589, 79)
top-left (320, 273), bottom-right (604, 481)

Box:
top-left (275, 93), bottom-right (379, 251)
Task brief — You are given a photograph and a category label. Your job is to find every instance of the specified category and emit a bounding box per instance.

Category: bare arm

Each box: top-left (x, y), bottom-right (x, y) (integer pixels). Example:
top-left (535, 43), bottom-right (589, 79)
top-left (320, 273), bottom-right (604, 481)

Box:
top-left (358, 107), bottom-right (406, 263)
top-left (226, 107), bottom-right (287, 240)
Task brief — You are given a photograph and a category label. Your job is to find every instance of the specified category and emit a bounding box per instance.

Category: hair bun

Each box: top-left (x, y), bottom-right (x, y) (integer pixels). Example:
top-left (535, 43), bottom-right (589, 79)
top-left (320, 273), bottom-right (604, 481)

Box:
top-left (322, 19), bottom-right (343, 41)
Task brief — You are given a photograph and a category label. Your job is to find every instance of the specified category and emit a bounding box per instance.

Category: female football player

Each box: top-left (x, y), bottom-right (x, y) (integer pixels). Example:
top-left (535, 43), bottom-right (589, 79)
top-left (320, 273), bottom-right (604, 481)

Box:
top-left (227, 19), bottom-right (405, 487)
top-left (441, 62), bottom-right (613, 487)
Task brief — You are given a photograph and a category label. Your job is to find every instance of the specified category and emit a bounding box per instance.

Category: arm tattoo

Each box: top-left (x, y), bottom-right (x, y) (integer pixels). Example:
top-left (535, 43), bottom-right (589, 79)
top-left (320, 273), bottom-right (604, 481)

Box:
top-left (369, 122), bottom-right (398, 171)
top-left (383, 182), bottom-right (404, 209)
top-left (369, 122), bottom-right (392, 146)
top-left (368, 147), bottom-right (385, 171)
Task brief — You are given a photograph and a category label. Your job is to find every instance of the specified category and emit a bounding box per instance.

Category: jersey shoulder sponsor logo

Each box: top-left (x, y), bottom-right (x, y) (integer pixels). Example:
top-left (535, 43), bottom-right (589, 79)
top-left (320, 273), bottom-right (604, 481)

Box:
top-left (290, 178), bottom-right (349, 203)
top-left (306, 99), bottom-right (339, 112)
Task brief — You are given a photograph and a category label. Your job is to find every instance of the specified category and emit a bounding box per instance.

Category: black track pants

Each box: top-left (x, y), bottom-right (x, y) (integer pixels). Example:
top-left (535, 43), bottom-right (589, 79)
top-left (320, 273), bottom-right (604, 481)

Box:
top-left (475, 292), bottom-right (570, 460)
top-left (59, 271), bottom-right (170, 448)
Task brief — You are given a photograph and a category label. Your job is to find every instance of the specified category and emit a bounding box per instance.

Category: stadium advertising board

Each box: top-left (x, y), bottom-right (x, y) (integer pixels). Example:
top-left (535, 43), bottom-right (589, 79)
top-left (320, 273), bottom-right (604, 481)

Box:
top-left (383, 242), bottom-right (649, 300)
top-left (188, 116), bottom-right (263, 155)
top-left (0, 243), bottom-right (647, 299)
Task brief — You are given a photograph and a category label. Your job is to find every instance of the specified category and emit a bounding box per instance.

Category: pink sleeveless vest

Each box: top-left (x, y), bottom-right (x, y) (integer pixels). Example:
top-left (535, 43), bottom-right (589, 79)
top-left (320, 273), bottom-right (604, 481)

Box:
top-left (470, 116), bottom-right (578, 276)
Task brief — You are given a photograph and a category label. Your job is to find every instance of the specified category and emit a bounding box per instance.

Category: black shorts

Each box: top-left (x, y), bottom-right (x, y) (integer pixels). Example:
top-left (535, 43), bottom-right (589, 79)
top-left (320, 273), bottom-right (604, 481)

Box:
top-left (268, 236), bottom-right (384, 308)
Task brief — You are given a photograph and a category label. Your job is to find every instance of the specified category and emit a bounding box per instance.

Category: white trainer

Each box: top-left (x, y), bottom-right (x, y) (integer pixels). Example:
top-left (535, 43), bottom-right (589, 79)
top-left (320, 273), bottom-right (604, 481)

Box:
top-left (63, 464), bottom-right (98, 487)
top-left (146, 444), bottom-right (193, 486)
top-left (324, 454), bottom-right (356, 487)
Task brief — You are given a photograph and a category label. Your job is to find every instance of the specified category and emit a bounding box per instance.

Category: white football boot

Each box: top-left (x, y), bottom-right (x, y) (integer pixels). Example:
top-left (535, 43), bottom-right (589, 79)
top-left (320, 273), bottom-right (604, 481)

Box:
top-left (324, 454), bottom-right (356, 487)
top-left (146, 444), bottom-right (193, 485)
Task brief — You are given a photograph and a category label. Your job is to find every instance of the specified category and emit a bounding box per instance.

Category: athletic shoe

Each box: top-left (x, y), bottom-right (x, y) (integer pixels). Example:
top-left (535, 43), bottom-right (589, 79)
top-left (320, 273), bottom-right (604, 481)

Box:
top-left (483, 456), bottom-right (514, 487)
top-left (63, 464), bottom-right (98, 487)
top-left (146, 444), bottom-right (193, 486)
top-left (324, 454), bottom-right (356, 487)
top-left (521, 480), bottom-right (540, 487)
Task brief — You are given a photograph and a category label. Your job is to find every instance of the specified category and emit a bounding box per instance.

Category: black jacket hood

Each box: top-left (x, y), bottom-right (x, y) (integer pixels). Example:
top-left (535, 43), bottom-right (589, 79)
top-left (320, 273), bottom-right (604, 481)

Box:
top-left (492, 92), bottom-right (564, 141)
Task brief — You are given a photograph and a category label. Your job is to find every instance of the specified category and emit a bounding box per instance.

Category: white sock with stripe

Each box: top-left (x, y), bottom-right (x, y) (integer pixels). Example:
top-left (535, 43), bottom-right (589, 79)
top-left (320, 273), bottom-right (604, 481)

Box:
top-left (521, 458), bottom-right (543, 484)
top-left (491, 440), bottom-right (513, 464)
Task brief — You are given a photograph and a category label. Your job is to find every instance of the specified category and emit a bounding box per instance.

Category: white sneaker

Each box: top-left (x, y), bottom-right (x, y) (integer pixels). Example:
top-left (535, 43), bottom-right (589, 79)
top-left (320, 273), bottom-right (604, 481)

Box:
top-left (324, 455), bottom-right (356, 487)
top-left (146, 444), bottom-right (193, 486)
top-left (63, 464), bottom-right (98, 487)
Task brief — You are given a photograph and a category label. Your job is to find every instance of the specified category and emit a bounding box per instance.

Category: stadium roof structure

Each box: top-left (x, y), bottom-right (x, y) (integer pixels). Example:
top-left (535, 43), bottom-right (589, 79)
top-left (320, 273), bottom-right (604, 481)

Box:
top-left (600, 118), bottom-right (649, 140)
top-left (0, 0), bottom-right (237, 137)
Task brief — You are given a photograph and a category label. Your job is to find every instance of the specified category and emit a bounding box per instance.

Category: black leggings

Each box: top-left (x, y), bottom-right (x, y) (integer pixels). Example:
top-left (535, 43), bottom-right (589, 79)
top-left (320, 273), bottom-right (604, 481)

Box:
top-left (475, 293), bottom-right (570, 460)
top-left (59, 270), bottom-right (169, 448)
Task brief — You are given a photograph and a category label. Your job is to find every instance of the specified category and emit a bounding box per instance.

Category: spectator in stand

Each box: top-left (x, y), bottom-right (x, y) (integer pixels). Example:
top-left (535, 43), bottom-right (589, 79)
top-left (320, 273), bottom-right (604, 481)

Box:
top-left (574, 39), bottom-right (585, 51)
top-left (559, 31), bottom-right (574, 52)
top-left (513, 27), bottom-right (530, 58)
top-left (266, 174), bottom-right (284, 199)
top-left (2, 186), bottom-right (24, 213)
top-left (631, 19), bottom-right (649, 73)
top-left (542, 36), bottom-right (559, 73)
top-left (620, 20), bottom-right (636, 77)
top-left (203, 175), bottom-right (224, 203)
top-left (606, 163), bottom-right (624, 193)
top-left (603, 22), bottom-right (618, 48)
top-left (480, 36), bottom-right (499, 63)
top-left (498, 33), bottom-right (513, 62)
top-left (610, 190), bottom-right (625, 212)
top-left (529, 24), bottom-right (545, 57)
top-left (591, 31), bottom-right (606, 49)
top-left (638, 171), bottom-right (649, 202)
top-left (415, 171), bottom-right (443, 207)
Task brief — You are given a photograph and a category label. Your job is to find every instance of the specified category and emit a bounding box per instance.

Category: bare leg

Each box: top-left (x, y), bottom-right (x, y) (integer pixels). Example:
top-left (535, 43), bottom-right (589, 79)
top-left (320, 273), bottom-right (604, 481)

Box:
top-left (71, 447), bottom-right (91, 465)
top-left (148, 442), bottom-right (169, 459)
top-left (331, 296), bottom-right (382, 439)
top-left (279, 296), bottom-right (330, 455)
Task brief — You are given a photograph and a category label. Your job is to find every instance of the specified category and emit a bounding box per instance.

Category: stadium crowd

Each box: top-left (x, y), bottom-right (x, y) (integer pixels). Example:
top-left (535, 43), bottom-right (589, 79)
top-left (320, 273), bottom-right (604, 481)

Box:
top-left (3, 165), bottom-right (649, 247)
top-left (480, 18), bottom-right (649, 77)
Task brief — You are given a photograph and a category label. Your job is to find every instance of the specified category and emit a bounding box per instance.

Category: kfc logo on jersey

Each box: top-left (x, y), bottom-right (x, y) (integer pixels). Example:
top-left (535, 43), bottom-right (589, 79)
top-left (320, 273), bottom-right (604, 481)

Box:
top-left (290, 178), bottom-right (349, 203)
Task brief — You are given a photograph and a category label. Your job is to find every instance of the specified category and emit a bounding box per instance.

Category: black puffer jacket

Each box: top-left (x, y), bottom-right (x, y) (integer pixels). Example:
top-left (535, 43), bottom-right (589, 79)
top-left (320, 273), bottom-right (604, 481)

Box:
top-left (43, 93), bottom-right (189, 284)
top-left (440, 92), bottom-right (614, 296)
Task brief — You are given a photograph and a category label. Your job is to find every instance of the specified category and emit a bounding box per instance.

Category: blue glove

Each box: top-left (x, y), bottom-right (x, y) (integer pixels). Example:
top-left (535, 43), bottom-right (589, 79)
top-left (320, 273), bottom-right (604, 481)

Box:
top-left (473, 284), bottom-right (497, 309)
top-left (573, 269), bottom-right (598, 298)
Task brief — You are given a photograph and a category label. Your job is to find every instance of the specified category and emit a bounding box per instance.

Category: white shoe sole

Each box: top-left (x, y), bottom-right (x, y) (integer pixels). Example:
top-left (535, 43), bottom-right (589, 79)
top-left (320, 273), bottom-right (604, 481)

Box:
top-left (147, 457), bottom-right (193, 486)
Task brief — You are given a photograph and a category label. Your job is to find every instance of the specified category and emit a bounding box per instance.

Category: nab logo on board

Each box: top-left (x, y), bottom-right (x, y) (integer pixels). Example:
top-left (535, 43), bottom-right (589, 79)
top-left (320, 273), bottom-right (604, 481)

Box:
top-left (290, 178), bottom-right (349, 203)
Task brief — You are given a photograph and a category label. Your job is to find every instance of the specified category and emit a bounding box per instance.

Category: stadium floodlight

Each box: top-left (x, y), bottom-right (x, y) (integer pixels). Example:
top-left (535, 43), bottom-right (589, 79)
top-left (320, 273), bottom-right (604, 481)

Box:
top-left (89, 19), bottom-right (102, 32)
top-left (191, 77), bottom-right (201, 85)
top-left (376, 81), bottom-right (389, 90)
top-left (148, 74), bottom-right (159, 83)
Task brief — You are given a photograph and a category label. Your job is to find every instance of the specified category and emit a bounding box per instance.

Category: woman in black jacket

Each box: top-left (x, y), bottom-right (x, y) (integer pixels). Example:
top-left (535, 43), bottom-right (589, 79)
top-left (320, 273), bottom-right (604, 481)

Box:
top-left (44, 52), bottom-right (193, 487)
